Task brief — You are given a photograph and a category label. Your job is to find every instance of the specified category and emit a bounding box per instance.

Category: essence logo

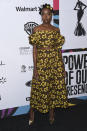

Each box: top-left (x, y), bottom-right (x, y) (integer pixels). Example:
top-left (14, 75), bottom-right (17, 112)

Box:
top-left (24, 22), bottom-right (38, 35)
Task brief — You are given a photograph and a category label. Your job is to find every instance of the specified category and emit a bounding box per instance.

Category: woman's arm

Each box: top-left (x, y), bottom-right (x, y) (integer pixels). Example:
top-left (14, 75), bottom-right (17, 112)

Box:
top-left (32, 27), bottom-right (38, 78)
top-left (33, 44), bottom-right (37, 71)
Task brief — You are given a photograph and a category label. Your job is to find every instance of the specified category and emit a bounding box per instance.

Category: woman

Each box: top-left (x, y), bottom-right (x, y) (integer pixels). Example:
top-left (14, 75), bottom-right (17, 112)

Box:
top-left (28, 3), bottom-right (69, 125)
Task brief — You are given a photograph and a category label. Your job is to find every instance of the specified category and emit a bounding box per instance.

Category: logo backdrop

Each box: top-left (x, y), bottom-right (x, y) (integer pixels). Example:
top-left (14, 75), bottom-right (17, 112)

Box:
top-left (0, 0), bottom-right (53, 110)
top-left (59, 0), bottom-right (87, 98)
top-left (0, 0), bottom-right (87, 113)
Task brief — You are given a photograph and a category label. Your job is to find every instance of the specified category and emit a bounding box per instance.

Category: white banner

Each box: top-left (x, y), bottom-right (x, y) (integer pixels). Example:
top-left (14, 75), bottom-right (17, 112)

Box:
top-left (60, 0), bottom-right (87, 98)
top-left (59, 0), bottom-right (87, 49)
top-left (0, 0), bottom-right (53, 110)
top-left (63, 51), bottom-right (87, 98)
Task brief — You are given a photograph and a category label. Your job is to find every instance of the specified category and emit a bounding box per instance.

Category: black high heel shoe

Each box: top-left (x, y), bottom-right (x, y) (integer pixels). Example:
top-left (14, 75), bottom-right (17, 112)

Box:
top-left (49, 118), bottom-right (54, 124)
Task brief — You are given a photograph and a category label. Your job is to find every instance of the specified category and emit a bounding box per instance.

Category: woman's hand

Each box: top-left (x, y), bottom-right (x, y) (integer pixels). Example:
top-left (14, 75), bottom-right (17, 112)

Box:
top-left (33, 68), bottom-right (39, 80)
top-left (64, 71), bottom-right (66, 77)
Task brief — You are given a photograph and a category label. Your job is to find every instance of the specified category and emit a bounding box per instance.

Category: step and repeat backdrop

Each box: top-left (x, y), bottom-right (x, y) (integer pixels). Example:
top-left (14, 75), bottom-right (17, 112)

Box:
top-left (0, 0), bottom-right (53, 113)
top-left (60, 0), bottom-right (87, 99)
top-left (0, 0), bottom-right (87, 118)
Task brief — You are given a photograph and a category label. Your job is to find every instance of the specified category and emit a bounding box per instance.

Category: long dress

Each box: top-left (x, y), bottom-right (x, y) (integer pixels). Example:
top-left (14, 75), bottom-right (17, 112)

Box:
top-left (29, 30), bottom-right (69, 113)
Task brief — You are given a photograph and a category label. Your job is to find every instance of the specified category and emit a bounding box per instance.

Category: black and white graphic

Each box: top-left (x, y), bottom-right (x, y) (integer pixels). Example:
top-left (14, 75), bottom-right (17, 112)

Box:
top-left (74, 0), bottom-right (87, 36)
top-left (24, 22), bottom-right (38, 35)
top-left (16, 6), bottom-right (38, 12)
top-left (26, 97), bottom-right (30, 101)
top-left (21, 65), bottom-right (33, 72)
top-left (63, 51), bottom-right (87, 98)
top-left (0, 77), bottom-right (6, 84)
top-left (0, 61), bottom-right (6, 66)
top-left (21, 65), bottom-right (26, 72)
top-left (60, 0), bottom-right (87, 49)
top-left (19, 47), bottom-right (32, 55)
top-left (25, 80), bottom-right (31, 87)
top-left (0, 95), bottom-right (1, 101)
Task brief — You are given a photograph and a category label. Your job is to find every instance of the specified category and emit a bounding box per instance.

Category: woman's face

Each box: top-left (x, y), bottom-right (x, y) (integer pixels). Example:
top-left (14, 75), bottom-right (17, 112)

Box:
top-left (41, 8), bottom-right (52, 24)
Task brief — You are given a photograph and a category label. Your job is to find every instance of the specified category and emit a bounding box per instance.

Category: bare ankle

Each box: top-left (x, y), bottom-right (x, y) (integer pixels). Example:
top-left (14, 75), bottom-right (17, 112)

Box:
top-left (49, 108), bottom-right (54, 113)
top-left (30, 107), bottom-right (34, 112)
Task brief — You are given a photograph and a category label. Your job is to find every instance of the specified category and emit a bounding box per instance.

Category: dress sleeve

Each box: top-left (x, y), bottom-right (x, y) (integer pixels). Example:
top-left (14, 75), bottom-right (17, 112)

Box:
top-left (56, 32), bottom-right (65, 50)
top-left (29, 32), bottom-right (38, 46)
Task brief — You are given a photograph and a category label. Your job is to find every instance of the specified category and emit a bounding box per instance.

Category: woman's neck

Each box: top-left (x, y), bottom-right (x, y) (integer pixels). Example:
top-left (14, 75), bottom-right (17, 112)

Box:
top-left (42, 23), bottom-right (51, 27)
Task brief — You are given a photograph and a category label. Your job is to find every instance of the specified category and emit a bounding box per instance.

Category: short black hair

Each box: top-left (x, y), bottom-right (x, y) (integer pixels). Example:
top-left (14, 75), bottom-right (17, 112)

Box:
top-left (39, 3), bottom-right (54, 15)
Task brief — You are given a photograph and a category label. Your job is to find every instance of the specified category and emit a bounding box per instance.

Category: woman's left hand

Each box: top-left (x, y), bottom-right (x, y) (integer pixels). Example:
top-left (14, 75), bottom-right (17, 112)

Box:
top-left (64, 71), bottom-right (66, 77)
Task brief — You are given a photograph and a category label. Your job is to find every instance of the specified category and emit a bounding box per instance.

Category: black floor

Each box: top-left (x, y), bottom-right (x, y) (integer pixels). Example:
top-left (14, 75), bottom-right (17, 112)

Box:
top-left (0, 101), bottom-right (87, 131)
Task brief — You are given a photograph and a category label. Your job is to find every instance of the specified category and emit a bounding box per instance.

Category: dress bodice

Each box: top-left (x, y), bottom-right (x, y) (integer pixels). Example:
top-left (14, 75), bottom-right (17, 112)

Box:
top-left (29, 30), bottom-right (65, 50)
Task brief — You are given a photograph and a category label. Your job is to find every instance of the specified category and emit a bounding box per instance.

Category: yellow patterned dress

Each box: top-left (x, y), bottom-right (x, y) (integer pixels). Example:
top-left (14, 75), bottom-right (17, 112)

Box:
top-left (29, 30), bottom-right (69, 113)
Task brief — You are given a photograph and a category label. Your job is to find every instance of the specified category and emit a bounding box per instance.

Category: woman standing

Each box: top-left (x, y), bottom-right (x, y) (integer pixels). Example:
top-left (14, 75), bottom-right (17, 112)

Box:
top-left (28, 3), bottom-right (69, 125)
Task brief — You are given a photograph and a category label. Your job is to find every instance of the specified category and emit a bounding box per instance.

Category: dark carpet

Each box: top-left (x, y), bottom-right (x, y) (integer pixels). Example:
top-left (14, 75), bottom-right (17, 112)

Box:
top-left (0, 101), bottom-right (87, 131)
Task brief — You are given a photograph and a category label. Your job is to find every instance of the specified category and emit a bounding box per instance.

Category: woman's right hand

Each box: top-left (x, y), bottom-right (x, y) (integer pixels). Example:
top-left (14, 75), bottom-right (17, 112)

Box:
top-left (33, 68), bottom-right (39, 80)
